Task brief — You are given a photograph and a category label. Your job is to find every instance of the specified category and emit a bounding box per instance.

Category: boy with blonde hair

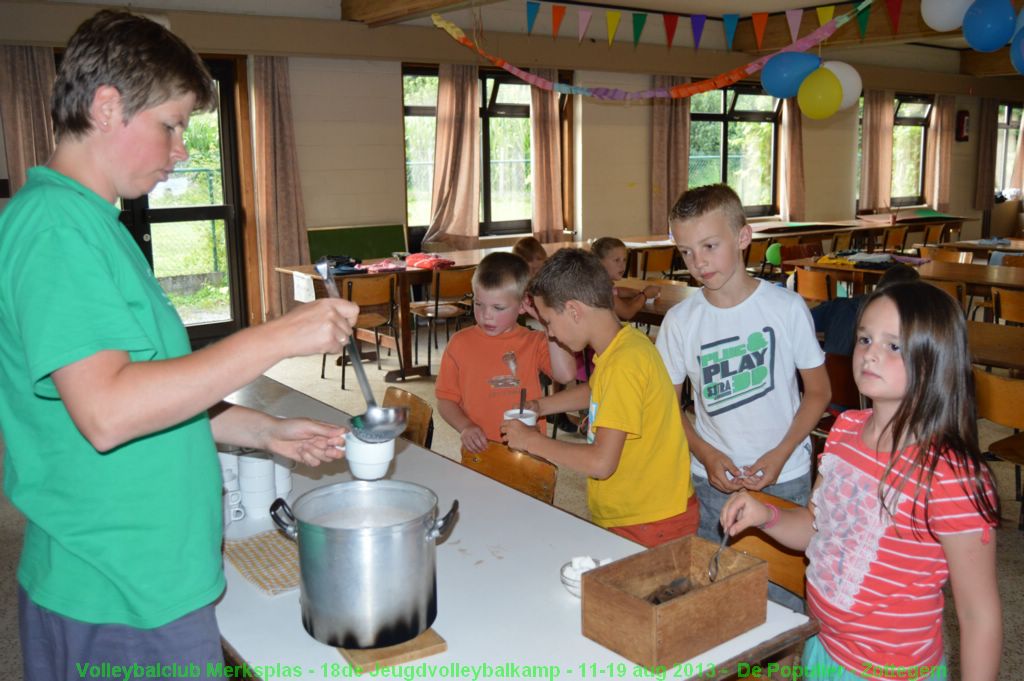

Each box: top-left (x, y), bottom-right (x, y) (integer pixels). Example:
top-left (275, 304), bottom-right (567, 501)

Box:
top-left (503, 249), bottom-right (696, 546)
top-left (436, 252), bottom-right (575, 453)
top-left (656, 184), bottom-right (829, 608)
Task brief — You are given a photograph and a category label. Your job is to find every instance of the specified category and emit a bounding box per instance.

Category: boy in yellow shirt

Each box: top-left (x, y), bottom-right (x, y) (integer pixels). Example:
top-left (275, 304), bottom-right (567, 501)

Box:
top-left (502, 249), bottom-right (696, 546)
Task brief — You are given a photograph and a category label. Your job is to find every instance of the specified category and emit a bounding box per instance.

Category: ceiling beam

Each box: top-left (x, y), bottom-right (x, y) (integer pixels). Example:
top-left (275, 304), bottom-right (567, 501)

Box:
top-left (341, 0), bottom-right (504, 27)
top-left (731, 0), bottom-right (940, 53)
top-left (960, 48), bottom-right (1019, 77)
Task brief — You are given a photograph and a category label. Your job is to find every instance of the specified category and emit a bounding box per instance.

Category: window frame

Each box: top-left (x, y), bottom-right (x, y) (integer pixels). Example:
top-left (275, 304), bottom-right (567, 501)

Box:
top-left (689, 82), bottom-right (781, 217)
top-left (996, 101), bottom-right (1023, 193)
top-left (890, 93), bottom-right (932, 208)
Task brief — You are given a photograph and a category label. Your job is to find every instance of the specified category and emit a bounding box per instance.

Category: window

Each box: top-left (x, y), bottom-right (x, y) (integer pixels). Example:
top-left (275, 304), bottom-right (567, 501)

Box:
top-left (402, 66), bottom-right (533, 236)
top-left (891, 94), bottom-right (932, 207)
top-left (996, 103), bottom-right (1022, 193)
top-left (688, 84), bottom-right (780, 217)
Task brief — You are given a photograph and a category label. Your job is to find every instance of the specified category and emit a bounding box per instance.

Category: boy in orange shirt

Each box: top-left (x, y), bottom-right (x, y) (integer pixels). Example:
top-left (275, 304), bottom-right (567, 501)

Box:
top-left (436, 253), bottom-right (576, 453)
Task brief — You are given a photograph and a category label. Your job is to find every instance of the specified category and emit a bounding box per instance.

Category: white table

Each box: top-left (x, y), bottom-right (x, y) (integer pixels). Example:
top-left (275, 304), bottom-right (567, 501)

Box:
top-left (219, 377), bottom-right (815, 680)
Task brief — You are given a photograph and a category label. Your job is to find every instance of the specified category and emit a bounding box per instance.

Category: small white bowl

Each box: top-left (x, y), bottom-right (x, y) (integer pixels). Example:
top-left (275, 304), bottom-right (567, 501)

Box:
top-left (560, 561), bottom-right (582, 598)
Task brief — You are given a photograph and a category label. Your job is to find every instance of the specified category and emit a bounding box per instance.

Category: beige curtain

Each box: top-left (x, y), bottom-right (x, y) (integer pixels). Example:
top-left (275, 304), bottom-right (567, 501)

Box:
top-left (779, 99), bottom-right (805, 221)
top-left (0, 46), bottom-right (56, 193)
top-left (424, 64), bottom-right (479, 246)
top-left (251, 56), bottom-right (308, 320)
top-left (649, 75), bottom-right (689, 235)
top-left (859, 90), bottom-right (894, 212)
top-left (1011, 116), bottom-right (1024, 192)
top-left (923, 94), bottom-right (954, 212)
top-left (530, 69), bottom-right (564, 244)
top-left (974, 98), bottom-right (999, 210)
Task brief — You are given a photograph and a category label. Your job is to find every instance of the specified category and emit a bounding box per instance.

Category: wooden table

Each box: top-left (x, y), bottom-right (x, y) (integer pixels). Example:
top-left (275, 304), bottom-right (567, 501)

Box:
top-left (617, 277), bottom-right (701, 326)
top-left (219, 376), bottom-right (820, 680)
top-left (942, 239), bottom-right (1024, 257)
top-left (785, 257), bottom-right (1024, 294)
top-left (967, 321), bottom-right (1024, 372)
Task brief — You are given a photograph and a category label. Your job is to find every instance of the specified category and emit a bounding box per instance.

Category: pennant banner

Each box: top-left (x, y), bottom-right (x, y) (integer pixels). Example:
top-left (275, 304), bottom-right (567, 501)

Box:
top-left (691, 14), bottom-right (706, 50)
top-left (722, 14), bottom-right (739, 50)
top-left (663, 13), bottom-right (679, 48)
top-left (785, 9), bottom-right (803, 43)
top-left (885, 0), bottom-right (902, 34)
top-left (433, 0), bottom-right (874, 101)
top-left (751, 12), bottom-right (769, 49)
top-left (526, 1), bottom-right (540, 35)
top-left (632, 12), bottom-right (647, 47)
top-left (578, 8), bottom-right (592, 42)
top-left (816, 6), bottom-right (835, 27)
top-left (606, 10), bottom-right (621, 46)
top-left (856, 4), bottom-right (871, 37)
top-left (552, 5), bottom-right (566, 39)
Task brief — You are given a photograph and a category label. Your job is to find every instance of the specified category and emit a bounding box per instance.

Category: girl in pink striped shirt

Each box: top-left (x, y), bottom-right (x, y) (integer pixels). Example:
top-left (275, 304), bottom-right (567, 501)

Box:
top-left (722, 281), bottom-right (1001, 681)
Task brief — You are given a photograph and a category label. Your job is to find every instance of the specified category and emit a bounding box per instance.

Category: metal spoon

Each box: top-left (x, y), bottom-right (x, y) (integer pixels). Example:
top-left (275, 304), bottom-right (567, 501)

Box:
top-left (313, 257), bottom-right (408, 444)
top-left (707, 528), bottom-right (730, 583)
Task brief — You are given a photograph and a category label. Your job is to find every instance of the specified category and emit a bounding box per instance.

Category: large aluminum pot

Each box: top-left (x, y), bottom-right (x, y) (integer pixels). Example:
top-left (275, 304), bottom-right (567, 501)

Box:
top-left (271, 480), bottom-right (458, 649)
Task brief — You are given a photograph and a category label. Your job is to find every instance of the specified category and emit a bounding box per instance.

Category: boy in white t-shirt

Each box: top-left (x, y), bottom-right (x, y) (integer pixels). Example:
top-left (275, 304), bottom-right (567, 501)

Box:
top-left (655, 184), bottom-right (830, 609)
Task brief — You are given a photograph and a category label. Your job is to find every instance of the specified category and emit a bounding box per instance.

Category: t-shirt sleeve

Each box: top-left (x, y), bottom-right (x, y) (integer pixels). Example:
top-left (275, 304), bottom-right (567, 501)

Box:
top-left (786, 294), bottom-right (826, 370)
top-left (926, 460), bottom-right (999, 535)
top-left (13, 224), bottom-right (156, 398)
top-left (655, 307), bottom-right (690, 386)
top-left (435, 337), bottom-right (462, 403)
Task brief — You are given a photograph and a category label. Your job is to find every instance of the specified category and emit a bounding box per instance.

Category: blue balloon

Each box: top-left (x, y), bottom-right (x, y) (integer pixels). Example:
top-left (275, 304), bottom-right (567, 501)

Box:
top-left (760, 52), bottom-right (821, 99)
top-left (962, 0), bottom-right (1016, 52)
top-left (1012, 29), bottom-right (1024, 75)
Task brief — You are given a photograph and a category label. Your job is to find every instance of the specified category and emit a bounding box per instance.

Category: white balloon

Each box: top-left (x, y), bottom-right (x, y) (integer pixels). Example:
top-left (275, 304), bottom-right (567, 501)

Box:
top-left (921, 0), bottom-right (972, 32)
top-left (822, 61), bottom-right (862, 110)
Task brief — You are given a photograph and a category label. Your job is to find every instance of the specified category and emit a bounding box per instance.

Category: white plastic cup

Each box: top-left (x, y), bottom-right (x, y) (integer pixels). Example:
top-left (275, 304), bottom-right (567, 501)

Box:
top-left (344, 432), bottom-right (395, 480)
top-left (503, 408), bottom-right (538, 427)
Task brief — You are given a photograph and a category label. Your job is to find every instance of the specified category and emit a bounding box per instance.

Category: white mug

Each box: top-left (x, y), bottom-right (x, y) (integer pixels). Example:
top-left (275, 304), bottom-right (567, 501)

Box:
top-left (344, 432), bottom-right (395, 481)
top-left (222, 468), bottom-right (240, 493)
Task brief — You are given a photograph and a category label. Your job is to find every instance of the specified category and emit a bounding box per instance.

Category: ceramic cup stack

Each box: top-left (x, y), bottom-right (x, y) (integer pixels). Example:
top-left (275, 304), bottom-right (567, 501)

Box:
top-left (238, 452), bottom-right (277, 520)
top-left (272, 455), bottom-right (295, 500)
top-left (219, 450), bottom-right (245, 527)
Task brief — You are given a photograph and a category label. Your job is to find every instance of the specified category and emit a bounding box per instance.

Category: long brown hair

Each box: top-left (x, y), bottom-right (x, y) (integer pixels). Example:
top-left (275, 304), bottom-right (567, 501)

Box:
top-left (858, 281), bottom-right (999, 536)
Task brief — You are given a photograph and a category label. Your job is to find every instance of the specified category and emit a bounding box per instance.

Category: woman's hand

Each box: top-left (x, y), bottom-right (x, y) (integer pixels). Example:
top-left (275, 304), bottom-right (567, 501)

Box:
top-left (259, 417), bottom-right (347, 467)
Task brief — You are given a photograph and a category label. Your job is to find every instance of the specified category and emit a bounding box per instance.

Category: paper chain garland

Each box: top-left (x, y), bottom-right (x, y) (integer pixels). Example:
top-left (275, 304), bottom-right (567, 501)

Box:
top-left (432, 0), bottom-right (874, 101)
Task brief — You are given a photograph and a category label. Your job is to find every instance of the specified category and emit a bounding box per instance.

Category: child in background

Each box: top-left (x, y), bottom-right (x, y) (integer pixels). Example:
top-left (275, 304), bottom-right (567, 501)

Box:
top-left (722, 281), bottom-right (1000, 680)
top-left (590, 237), bottom-right (661, 322)
top-left (503, 249), bottom-right (697, 547)
top-left (512, 236), bottom-right (548, 278)
top-left (0, 11), bottom-right (358, 679)
top-left (656, 184), bottom-right (829, 611)
top-left (436, 252), bottom-right (575, 453)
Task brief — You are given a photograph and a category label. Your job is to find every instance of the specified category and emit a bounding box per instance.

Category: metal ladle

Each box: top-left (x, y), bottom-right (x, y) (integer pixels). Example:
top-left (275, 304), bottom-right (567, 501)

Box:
top-left (314, 258), bottom-right (408, 444)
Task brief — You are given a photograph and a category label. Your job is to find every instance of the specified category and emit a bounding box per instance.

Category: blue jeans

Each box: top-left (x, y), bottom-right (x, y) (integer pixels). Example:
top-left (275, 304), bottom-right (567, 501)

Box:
top-left (693, 471), bottom-right (812, 613)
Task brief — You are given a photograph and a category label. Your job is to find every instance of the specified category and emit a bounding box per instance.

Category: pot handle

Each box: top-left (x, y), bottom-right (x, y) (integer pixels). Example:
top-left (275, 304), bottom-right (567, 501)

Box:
top-left (427, 499), bottom-right (459, 542)
top-left (270, 498), bottom-right (298, 540)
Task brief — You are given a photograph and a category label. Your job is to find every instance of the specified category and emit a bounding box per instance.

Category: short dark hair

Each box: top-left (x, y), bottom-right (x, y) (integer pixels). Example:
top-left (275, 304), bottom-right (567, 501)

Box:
top-left (512, 236), bottom-right (547, 262)
top-left (877, 263), bottom-right (920, 289)
top-left (529, 248), bottom-right (614, 311)
top-left (52, 10), bottom-right (217, 141)
top-left (590, 237), bottom-right (626, 261)
top-left (473, 252), bottom-right (530, 298)
top-left (669, 184), bottom-right (747, 232)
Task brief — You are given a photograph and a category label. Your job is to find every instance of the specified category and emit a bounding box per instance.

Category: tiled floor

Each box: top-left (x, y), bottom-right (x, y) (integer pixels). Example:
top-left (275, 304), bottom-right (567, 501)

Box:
top-left (0, 337), bottom-right (1021, 678)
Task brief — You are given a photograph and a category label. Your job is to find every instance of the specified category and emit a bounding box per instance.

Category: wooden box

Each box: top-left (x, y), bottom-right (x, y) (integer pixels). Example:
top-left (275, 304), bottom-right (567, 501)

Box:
top-left (581, 535), bottom-right (768, 669)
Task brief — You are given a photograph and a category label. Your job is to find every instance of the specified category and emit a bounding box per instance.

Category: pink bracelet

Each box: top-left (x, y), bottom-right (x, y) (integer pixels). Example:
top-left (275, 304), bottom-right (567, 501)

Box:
top-left (759, 503), bottom-right (780, 530)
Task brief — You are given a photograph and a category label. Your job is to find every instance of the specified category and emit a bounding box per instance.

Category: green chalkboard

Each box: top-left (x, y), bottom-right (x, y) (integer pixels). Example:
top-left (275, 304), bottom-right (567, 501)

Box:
top-left (307, 224), bottom-right (406, 262)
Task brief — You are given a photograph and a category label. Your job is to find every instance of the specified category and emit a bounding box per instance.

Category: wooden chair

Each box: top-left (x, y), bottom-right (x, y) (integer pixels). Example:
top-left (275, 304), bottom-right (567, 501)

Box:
top-left (880, 226), bottom-right (909, 253)
top-left (927, 279), bottom-right (966, 315)
top-left (639, 246), bottom-right (681, 280)
top-left (409, 265), bottom-right (476, 372)
top-left (382, 386), bottom-right (434, 449)
top-left (920, 246), bottom-right (973, 264)
top-left (460, 441), bottom-right (557, 504)
top-left (745, 240), bottom-right (769, 276)
top-left (925, 222), bottom-right (946, 245)
top-left (994, 287), bottom-right (1024, 326)
top-left (812, 353), bottom-right (863, 450)
top-left (730, 491), bottom-right (808, 598)
top-left (321, 273), bottom-right (403, 387)
top-left (973, 368), bottom-right (1024, 530)
top-left (830, 231), bottom-right (852, 253)
top-left (794, 268), bottom-right (833, 304)
top-left (1001, 255), bottom-right (1024, 268)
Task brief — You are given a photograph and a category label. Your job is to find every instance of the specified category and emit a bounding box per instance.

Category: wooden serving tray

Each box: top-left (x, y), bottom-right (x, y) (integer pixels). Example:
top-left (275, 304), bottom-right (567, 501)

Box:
top-left (339, 629), bottom-right (447, 674)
